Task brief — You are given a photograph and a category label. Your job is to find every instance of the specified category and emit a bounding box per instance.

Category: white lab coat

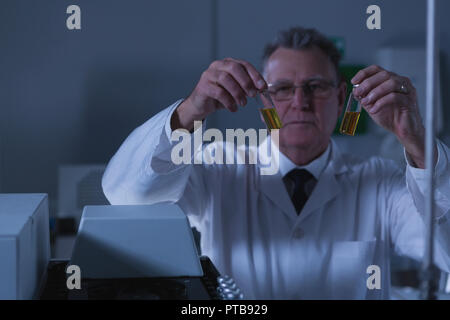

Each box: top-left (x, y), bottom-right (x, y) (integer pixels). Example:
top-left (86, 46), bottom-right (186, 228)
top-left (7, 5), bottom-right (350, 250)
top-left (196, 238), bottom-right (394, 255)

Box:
top-left (102, 100), bottom-right (450, 299)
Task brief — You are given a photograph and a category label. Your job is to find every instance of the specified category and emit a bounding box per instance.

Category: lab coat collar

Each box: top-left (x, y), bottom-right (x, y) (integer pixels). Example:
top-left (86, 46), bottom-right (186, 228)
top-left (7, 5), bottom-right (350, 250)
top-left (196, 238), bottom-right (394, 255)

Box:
top-left (257, 136), bottom-right (351, 222)
top-left (278, 143), bottom-right (331, 181)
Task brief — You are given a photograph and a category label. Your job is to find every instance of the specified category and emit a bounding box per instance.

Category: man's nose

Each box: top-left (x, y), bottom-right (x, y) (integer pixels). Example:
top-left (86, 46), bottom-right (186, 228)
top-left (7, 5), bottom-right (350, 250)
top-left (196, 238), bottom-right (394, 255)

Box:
top-left (290, 87), bottom-right (311, 109)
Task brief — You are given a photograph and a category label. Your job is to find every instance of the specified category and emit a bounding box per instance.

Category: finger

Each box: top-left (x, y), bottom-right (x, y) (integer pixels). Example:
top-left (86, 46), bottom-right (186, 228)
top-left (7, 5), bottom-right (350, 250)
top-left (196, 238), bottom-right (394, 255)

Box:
top-left (209, 81), bottom-right (238, 112)
top-left (258, 92), bottom-right (273, 109)
top-left (212, 70), bottom-right (248, 106)
top-left (364, 92), bottom-right (409, 115)
top-left (353, 70), bottom-right (391, 99)
top-left (224, 58), bottom-right (267, 91)
top-left (215, 59), bottom-right (258, 97)
top-left (360, 77), bottom-right (399, 106)
top-left (351, 65), bottom-right (384, 85)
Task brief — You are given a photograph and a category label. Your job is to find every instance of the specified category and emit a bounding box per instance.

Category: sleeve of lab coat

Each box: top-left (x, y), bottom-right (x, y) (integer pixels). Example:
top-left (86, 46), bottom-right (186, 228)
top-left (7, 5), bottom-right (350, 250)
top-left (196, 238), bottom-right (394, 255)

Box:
top-left (387, 139), bottom-right (450, 273)
top-left (102, 99), bottom-right (212, 223)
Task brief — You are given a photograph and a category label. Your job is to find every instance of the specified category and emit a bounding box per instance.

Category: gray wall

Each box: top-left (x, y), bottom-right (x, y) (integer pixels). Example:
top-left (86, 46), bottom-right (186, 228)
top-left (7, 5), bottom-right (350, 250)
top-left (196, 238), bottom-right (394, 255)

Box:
top-left (1, 0), bottom-right (449, 212)
top-left (0, 0), bottom-right (213, 202)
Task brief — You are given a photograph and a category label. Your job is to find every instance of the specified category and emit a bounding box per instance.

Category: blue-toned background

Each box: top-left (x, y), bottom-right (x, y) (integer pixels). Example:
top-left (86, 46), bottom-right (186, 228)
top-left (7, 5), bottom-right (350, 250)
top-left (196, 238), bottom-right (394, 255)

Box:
top-left (1, 0), bottom-right (449, 216)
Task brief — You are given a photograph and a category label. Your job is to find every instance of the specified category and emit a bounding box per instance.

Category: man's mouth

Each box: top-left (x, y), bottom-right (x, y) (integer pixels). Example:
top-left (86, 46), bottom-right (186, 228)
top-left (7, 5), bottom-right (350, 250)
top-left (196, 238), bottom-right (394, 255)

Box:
top-left (283, 121), bottom-right (315, 126)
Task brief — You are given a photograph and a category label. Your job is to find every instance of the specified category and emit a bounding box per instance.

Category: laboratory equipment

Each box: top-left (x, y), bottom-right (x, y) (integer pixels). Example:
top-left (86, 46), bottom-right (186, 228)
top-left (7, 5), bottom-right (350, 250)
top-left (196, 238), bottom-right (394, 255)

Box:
top-left (420, 0), bottom-right (439, 300)
top-left (0, 194), bottom-right (50, 299)
top-left (70, 203), bottom-right (203, 278)
top-left (40, 256), bottom-right (227, 299)
top-left (40, 203), bottom-right (242, 300)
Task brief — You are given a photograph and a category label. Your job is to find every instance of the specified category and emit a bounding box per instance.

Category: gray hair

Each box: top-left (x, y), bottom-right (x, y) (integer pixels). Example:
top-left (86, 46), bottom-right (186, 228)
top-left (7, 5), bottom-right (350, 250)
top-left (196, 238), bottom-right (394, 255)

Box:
top-left (262, 27), bottom-right (342, 82)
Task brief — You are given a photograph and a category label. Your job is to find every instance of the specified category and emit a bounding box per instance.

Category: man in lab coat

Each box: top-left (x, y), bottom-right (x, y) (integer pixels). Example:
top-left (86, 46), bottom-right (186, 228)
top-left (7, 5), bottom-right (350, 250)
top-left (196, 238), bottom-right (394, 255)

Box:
top-left (102, 27), bottom-right (450, 299)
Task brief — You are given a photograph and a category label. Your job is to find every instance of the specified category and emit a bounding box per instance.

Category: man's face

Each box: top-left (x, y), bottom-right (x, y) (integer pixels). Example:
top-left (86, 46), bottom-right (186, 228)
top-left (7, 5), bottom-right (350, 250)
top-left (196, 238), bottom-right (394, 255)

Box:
top-left (264, 47), bottom-right (346, 152)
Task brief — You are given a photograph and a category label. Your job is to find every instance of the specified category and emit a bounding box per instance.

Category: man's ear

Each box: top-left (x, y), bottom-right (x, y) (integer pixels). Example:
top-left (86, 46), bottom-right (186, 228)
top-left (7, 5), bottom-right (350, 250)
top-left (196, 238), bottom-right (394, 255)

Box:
top-left (337, 81), bottom-right (347, 117)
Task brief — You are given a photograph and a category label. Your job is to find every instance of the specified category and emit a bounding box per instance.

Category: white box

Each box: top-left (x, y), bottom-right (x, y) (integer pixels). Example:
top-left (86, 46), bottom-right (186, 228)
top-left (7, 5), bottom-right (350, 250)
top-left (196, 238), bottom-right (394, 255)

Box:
top-left (0, 194), bottom-right (51, 299)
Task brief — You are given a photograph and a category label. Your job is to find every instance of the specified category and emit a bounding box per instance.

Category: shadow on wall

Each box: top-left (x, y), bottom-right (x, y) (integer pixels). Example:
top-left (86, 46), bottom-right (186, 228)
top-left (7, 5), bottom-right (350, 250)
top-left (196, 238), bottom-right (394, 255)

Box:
top-left (80, 67), bottom-right (159, 164)
top-left (380, 31), bottom-right (450, 140)
top-left (79, 63), bottom-right (199, 164)
top-left (439, 43), bottom-right (450, 141)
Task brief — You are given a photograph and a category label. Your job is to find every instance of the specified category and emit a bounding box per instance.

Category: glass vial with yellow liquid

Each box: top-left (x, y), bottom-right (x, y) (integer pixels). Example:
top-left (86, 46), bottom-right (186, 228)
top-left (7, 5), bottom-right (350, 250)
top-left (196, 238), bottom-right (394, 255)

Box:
top-left (340, 84), bottom-right (362, 136)
top-left (258, 90), bottom-right (282, 131)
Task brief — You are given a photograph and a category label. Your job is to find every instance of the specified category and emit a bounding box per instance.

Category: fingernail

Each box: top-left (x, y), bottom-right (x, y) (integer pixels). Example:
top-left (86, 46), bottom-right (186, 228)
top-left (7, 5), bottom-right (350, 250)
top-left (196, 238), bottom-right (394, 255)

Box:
top-left (257, 79), bottom-right (266, 89)
top-left (249, 89), bottom-right (256, 97)
top-left (361, 97), bottom-right (368, 105)
top-left (240, 99), bottom-right (246, 106)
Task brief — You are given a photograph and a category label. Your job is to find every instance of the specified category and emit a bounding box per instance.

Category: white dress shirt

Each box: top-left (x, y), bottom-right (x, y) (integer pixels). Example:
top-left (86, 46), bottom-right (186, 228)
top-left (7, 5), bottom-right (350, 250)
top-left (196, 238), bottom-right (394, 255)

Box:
top-left (278, 141), bottom-right (330, 181)
top-left (102, 100), bottom-right (450, 299)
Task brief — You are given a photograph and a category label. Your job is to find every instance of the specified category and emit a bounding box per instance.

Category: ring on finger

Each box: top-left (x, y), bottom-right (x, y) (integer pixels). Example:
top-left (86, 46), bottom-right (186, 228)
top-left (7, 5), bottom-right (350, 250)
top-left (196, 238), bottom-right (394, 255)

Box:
top-left (398, 82), bottom-right (409, 94)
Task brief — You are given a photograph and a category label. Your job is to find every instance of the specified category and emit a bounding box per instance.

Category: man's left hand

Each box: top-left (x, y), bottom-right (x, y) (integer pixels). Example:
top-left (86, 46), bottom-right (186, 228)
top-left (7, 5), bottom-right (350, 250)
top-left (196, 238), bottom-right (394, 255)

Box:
top-left (351, 65), bottom-right (433, 169)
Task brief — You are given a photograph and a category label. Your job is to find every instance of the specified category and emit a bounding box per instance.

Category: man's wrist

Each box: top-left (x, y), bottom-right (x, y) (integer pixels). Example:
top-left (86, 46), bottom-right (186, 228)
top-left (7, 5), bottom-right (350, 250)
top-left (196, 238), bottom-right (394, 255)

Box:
top-left (405, 151), bottom-right (425, 169)
top-left (171, 98), bottom-right (208, 132)
top-left (396, 124), bottom-right (426, 168)
top-left (403, 137), bottom-right (438, 169)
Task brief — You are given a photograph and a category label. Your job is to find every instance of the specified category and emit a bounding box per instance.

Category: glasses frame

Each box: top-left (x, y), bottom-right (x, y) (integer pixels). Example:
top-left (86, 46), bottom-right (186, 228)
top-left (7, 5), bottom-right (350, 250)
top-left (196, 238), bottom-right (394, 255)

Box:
top-left (267, 79), bottom-right (338, 101)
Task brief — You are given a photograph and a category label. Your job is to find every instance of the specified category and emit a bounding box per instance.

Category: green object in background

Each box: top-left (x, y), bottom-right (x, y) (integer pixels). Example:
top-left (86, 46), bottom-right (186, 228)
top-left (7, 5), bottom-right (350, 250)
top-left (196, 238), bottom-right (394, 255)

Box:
top-left (330, 37), bottom-right (346, 58)
top-left (333, 64), bottom-right (369, 135)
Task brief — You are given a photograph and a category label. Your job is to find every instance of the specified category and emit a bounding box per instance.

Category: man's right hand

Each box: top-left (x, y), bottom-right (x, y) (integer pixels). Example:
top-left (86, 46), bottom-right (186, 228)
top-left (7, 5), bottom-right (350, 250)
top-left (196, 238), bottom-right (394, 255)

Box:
top-left (171, 58), bottom-right (267, 131)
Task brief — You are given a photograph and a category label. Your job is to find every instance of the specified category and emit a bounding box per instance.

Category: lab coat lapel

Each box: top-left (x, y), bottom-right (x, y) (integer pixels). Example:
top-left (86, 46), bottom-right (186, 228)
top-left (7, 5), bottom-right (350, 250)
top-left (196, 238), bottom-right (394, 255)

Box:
top-left (257, 138), bottom-right (351, 222)
top-left (257, 136), bottom-right (298, 219)
top-left (259, 171), bottom-right (297, 219)
top-left (296, 163), bottom-right (340, 223)
top-left (296, 139), bottom-right (350, 223)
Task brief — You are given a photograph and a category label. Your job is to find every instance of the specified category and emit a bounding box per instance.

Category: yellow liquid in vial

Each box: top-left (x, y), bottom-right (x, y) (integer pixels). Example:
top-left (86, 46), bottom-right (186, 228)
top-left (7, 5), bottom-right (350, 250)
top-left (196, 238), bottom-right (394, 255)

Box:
top-left (339, 111), bottom-right (360, 136)
top-left (260, 108), bottom-right (282, 130)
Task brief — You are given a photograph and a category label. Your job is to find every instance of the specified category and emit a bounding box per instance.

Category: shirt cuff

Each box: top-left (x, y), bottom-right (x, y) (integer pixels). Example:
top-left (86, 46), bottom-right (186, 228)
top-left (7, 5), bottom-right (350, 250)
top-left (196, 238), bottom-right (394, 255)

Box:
top-left (163, 98), bottom-right (208, 145)
top-left (404, 139), bottom-right (445, 181)
top-left (150, 99), bottom-right (207, 169)
top-left (164, 99), bottom-right (185, 142)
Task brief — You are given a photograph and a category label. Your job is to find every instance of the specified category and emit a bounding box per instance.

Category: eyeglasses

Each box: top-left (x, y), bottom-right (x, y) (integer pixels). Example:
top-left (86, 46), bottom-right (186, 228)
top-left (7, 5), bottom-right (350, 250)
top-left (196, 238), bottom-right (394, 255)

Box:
top-left (267, 79), bottom-right (337, 101)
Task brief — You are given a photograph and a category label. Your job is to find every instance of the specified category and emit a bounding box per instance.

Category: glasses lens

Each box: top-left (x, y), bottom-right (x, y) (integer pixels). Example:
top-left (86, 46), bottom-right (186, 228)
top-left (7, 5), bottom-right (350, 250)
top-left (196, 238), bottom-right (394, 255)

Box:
top-left (273, 85), bottom-right (293, 101)
top-left (307, 81), bottom-right (334, 98)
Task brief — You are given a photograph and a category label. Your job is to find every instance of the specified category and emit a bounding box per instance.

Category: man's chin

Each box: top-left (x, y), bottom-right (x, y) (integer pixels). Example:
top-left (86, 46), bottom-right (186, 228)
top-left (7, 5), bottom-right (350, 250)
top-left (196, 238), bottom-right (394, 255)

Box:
top-left (282, 123), bottom-right (316, 133)
top-left (281, 135), bottom-right (318, 147)
top-left (281, 122), bottom-right (317, 133)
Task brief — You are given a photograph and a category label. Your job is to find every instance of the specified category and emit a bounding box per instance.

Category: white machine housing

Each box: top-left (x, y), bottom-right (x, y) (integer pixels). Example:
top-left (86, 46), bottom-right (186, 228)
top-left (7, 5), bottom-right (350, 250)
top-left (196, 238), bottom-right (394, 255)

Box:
top-left (0, 194), bottom-right (50, 299)
top-left (70, 203), bottom-right (204, 279)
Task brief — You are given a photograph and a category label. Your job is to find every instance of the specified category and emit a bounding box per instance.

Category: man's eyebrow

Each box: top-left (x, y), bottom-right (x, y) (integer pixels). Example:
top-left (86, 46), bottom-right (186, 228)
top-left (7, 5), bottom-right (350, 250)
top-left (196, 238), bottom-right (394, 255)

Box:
top-left (269, 76), bottom-right (332, 86)
top-left (305, 76), bottom-right (328, 82)
top-left (268, 79), bottom-right (292, 86)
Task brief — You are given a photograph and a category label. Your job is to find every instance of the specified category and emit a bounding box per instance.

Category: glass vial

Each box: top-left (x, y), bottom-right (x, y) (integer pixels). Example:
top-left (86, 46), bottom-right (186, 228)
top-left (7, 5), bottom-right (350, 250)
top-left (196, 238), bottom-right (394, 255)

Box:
top-left (339, 84), bottom-right (362, 136)
top-left (260, 108), bottom-right (282, 131)
top-left (257, 90), bottom-right (282, 131)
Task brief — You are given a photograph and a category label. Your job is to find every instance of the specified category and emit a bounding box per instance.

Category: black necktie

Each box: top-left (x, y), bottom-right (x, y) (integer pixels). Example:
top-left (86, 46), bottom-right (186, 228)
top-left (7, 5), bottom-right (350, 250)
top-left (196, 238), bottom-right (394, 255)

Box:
top-left (284, 169), bottom-right (317, 215)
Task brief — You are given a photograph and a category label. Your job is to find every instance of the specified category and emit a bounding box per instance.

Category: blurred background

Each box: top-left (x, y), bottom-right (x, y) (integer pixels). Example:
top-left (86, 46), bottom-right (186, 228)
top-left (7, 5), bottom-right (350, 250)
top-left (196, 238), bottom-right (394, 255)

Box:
top-left (0, 0), bottom-right (449, 298)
